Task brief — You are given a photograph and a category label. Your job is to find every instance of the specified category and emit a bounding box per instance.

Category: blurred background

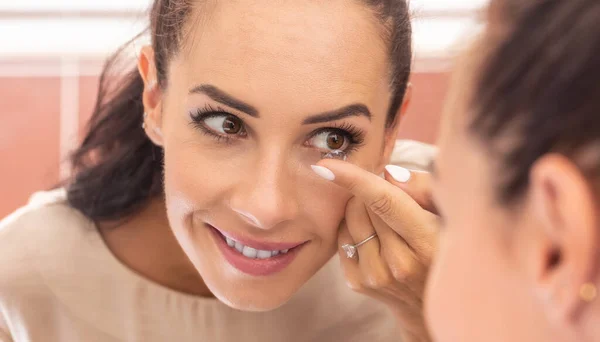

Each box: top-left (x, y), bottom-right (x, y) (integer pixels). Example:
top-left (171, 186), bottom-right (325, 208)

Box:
top-left (0, 0), bottom-right (486, 218)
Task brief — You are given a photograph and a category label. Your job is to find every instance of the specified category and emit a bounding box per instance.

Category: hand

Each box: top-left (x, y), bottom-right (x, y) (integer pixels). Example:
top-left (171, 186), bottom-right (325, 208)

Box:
top-left (312, 161), bottom-right (439, 342)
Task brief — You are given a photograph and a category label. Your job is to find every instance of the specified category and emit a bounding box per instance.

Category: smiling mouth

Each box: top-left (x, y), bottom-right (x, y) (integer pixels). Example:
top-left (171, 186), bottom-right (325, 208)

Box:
top-left (225, 236), bottom-right (289, 259)
top-left (210, 225), bottom-right (304, 260)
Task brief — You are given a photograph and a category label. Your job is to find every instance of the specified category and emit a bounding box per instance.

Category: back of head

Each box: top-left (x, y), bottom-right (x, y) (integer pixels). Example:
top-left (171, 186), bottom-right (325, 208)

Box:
top-left (471, 0), bottom-right (600, 203)
top-left (427, 1), bottom-right (600, 342)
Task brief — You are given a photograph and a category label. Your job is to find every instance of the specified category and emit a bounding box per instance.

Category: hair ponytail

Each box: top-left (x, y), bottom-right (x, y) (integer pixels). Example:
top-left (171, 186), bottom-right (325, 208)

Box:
top-left (67, 37), bottom-right (163, 221)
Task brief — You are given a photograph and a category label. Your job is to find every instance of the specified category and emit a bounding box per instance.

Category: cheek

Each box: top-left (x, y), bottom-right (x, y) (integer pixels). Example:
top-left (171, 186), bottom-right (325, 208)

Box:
top-left (161, 135), bottom-right (243, 228)
top-left (298, 183), bottom-right (351, 247)
top-left (426, 213), bottom-right (518, 342)
top-left (425, 229), bottom-right (471, 342)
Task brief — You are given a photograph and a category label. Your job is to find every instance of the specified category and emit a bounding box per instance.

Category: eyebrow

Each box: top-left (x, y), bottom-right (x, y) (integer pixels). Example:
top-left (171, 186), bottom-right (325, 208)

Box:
top-left (189, 84), bottom-right (372, 124)
top-left (189, 84), bottom-right (259, 118)
top-left (302, 104), bottom-right (372, 125)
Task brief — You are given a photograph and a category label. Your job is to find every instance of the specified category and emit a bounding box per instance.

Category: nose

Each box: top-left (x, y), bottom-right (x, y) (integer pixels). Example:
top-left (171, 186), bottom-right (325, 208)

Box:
top-left (229, 151), bottom-right (300, 230)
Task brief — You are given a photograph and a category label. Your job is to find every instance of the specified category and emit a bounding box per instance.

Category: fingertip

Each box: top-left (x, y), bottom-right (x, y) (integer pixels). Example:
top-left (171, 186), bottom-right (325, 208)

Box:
top-left (314, 159), bottom-right (385, 194)
top-left (385, 165), bottom-right (412, 183)
top-left (311, 165), bottom-right (336, 181)
top-left (313, 158), bottom-right (350, 178)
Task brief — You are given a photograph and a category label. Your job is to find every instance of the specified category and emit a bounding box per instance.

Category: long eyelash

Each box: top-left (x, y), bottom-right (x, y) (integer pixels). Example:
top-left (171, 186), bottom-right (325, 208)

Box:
top-left (309, 122), bottom-right (366, 154)
top-left (189, 104), bottom-right (239, 144)
top-left (190, 104), bottom-right (231, 122)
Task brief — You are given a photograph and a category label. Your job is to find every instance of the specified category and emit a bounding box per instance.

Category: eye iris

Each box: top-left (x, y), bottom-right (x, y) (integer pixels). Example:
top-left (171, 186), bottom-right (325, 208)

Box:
top-left (326, 132), bottom-right (345, 150)
top-left (222, 116), bottom-right (241, 134)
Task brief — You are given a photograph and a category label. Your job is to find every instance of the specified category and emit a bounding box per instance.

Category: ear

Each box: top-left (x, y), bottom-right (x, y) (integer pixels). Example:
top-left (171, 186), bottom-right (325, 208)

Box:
top-left (137, 45), bottom-right (164, 146)
top-left (527, 155), bottom-right (600, 324)
top-left (377, 83), bottom-right (412, 173)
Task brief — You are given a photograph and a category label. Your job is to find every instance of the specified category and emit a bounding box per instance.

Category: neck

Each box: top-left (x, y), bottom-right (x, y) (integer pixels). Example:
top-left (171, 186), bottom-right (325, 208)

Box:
top-left (96, 197), bottom-right (213, 297)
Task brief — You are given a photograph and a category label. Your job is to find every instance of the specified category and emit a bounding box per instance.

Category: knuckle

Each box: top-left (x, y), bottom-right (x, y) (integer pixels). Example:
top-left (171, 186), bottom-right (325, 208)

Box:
top-left (346, 278), bottom-right (365, 293)
top-left (389, 259), bottom-right (419, 282)
top-left (365, 273), bottom-right (393, 289)
top-left (369, 194), bottom-right (395, 217)
top-left (389, 264), bottom-right (410, 282)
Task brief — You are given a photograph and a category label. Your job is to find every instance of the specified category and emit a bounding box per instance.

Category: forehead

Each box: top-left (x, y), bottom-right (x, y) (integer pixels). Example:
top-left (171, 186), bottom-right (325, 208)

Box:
top-left (171, 0), bottom-right (392, 114)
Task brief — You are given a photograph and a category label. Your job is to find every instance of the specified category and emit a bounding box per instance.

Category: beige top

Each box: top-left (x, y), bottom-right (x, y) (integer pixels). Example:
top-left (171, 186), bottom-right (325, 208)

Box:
top-left (0, 140), bottom-right (435, 342)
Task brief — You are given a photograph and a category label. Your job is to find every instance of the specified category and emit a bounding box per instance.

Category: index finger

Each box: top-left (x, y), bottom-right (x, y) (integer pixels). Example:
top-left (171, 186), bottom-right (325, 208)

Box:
top-left (384, 165), bottom-right (438, 214)
top-left (312, 160), bottom-right (431, 243)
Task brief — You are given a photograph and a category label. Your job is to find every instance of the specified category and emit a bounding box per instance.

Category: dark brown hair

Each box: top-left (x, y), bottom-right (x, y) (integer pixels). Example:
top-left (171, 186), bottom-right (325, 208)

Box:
top-left (469, 0), bottom-right (600, 204)
top-left (67, 0), bottom-right (412, 221)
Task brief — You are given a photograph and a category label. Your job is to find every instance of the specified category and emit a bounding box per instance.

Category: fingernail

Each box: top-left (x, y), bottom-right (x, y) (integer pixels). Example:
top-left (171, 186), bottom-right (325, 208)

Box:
top-left (385, 165), bottom-right (411, 183)
top-left (311, 165), bottom-right (335, 181)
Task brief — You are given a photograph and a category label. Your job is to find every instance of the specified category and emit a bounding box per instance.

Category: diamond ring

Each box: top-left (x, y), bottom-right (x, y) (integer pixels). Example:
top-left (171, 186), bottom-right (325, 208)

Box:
top-left (341, 233), bottom-right (378, 259)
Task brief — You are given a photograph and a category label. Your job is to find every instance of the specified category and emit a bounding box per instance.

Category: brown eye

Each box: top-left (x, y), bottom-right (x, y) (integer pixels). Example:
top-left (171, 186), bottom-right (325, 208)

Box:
top-left (202, 114), bottom-right (245, 136)
top-left (308, 130), bottom-right (351, 152)
top-left (222, 116), bottom-right (242, 134)
top-left (326, 132), bottom-right (345, 150)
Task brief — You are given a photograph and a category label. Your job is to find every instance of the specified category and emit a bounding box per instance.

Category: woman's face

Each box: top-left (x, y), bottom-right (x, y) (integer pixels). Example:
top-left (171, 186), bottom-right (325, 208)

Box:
top-left (152, 0), bottom-right (398, 310)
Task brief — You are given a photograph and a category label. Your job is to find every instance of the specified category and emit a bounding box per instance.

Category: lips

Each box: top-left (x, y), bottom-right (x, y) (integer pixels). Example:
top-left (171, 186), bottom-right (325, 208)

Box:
top-left (207, 224), bottom-right (307, 276)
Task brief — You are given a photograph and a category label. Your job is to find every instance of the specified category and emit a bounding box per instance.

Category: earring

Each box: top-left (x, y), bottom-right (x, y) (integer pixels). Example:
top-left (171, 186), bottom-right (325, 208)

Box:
top-left (579, 283), bottom-right (597, 302)
top-left (142, 112), bottom-right (148, 129)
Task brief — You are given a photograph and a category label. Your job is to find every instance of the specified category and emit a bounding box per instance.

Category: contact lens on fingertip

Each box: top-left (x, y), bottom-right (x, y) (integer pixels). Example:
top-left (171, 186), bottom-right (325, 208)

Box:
top-left (322, 150), bottom-right (347, 161)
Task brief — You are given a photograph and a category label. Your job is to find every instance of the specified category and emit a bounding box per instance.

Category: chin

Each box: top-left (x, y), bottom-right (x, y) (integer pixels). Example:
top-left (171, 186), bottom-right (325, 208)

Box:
top-left (209, 284), bottom-right (295, 312)
top-left (194, 245), bottom-right (322, 312)
top-left (190, 238), bottom-right (313, 311)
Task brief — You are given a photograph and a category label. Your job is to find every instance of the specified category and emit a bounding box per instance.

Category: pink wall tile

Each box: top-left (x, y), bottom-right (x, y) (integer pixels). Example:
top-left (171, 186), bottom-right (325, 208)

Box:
top-left (0, 77), bottom-right (61, 218)
top-left (397, 72), bottom-right (450, 144)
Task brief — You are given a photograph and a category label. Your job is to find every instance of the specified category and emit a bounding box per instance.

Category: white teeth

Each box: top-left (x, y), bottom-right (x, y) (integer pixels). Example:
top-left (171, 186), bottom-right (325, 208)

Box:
top-left (256, 250), bottom-right (272, 259)
top-left (222, 233), bottom-right (292, 259)
top-left (226, 237), bottom-right (235, 247)
top-left (242, 246), bottom-right (258, 258)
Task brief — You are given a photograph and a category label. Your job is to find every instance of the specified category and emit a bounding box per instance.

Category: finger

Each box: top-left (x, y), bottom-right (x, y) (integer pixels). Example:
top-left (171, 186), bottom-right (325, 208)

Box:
top-left (344, 199), bottom-right (392, 288)
top-left (366, 211), bottom-right (429, 299)
top-left (367, 208), bottom-right (433, 270)
top-left (384, 165), bottom-right (438, 214)
top-left (312, 160), bottom-right (430, 245)
top-left (337, 223), bottom-right (366, 293)
top-left (344, 197), bottom-right (380, 260)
